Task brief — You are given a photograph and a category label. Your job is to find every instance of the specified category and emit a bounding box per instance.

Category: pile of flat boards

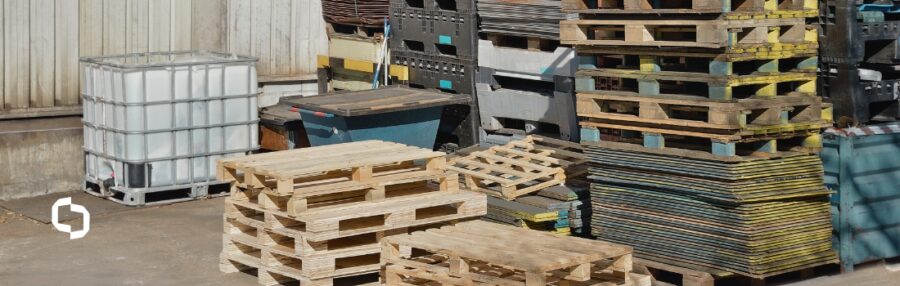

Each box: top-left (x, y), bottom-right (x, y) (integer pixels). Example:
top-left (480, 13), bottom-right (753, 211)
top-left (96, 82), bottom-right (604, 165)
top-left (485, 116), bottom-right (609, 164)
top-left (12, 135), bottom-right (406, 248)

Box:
top-left (322, 0), bottom-right (390, 27)
top-left (381, 220), bottom-right (651, 285)
top-left (449, 135), bottom-right (589, 235)
top-left (477, 0), bottom-right (568, 39)
top-left (216, 140), bottom-right (486, 285)
top-left (586, 141), bottom-right (838, 278)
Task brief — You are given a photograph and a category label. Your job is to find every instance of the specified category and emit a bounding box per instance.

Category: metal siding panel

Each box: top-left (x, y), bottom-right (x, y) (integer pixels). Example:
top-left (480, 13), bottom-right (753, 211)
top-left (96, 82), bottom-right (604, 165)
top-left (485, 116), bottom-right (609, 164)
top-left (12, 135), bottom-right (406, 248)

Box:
top-left (228, 0), bottom-right (252, 55)
top-left (103, 0), bottom-right (127, 54)
top-left (191, 0), bottom-right (226, 51)
top-left (31, 0), bottom-right (55, 108)
top-left (252, 0), bottom-right (272, 75)
top-left (0, 0), bottom-right (4, 109)
top-left (4, 0), bottom-right (29, 109)
top-left (55, 0), bottom-right (79, 106)
top-left (172, 0), bottom-right (192, 50)
top-left (271, 0), bottom-right (291, 75)
top-left (307, 0), bottom-right (328, 74)
top-left (148, 0), bottom-right (171, 52)
top-left (128, 0), bottom-right (150, 53)
top-left (79, 0), bottom-right (104, 57)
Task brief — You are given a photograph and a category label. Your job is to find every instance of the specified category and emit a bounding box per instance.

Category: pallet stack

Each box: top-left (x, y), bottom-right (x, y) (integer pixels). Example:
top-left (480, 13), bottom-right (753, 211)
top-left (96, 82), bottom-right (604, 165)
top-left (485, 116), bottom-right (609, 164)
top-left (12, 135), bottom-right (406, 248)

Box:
top-left (389, 0), bottom-right (481, 147)
top-left (819, 0), bottom-right (900, 125)
top-left (318, 0), bottom-right (407, 93)
top-left (216, 141), bottom-right (486, 285)
top-left (561, 0), bottom-right (839, 281)
top-left (381, 220), bottom-right (651, 285)
top-left (475, 0), bottom-right (579, 141)
top-left (449, 136), bottom-right (588, 235)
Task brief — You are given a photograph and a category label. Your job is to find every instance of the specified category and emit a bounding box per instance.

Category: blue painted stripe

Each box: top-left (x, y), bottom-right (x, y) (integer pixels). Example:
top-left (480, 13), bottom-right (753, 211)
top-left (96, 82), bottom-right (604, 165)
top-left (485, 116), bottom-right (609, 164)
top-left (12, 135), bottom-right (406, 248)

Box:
top-left (439, 80), bottom-right (453, 90)
top-left (438, 35), bottom-right (452, 45)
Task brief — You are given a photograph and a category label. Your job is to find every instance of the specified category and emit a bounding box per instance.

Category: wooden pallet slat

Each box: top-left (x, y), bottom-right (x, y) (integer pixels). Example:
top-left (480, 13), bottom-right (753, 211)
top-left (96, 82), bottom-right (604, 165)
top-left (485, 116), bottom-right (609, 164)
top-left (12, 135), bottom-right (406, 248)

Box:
top-left (382, 220), bottom-right (644, 286)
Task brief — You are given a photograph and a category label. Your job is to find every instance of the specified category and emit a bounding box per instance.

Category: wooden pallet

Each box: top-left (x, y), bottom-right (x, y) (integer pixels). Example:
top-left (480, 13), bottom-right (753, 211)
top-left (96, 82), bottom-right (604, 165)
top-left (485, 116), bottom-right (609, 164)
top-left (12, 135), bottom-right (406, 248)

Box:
top-left (226, 189), bottom-right (486, 242)
top-left (382, 220), bottom-right (647, 286)
top-left (580, 125), bottom-right (822, 158)
top-left (448, 138), bottom-right (573, 200)
top-left (635, 257), bottom-right (834, 286)
top-left (561, 0), bottom-right (817, 18)
top-left (220, 235), bottom-right (381, 286)
top-left (575, 69), bottom-right (816, 99)
top-left (577, 91), bottom-right (832, 134)
top-left (217, 141), bottom-right (453, 213)
top-left (560, 18), bottom-right (815, 49)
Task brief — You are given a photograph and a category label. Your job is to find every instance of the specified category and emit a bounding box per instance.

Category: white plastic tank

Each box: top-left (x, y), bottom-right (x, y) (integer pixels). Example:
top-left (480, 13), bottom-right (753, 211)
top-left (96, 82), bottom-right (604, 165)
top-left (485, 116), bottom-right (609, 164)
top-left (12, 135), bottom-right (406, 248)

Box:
top-left (81, 51), bottom-right (259, 200)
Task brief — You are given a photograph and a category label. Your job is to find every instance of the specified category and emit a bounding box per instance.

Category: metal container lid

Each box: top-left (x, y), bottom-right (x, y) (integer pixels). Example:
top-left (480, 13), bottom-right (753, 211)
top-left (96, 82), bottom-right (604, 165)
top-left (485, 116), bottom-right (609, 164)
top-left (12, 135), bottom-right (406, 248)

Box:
top-left (286, 86), bottom-right (470, 117)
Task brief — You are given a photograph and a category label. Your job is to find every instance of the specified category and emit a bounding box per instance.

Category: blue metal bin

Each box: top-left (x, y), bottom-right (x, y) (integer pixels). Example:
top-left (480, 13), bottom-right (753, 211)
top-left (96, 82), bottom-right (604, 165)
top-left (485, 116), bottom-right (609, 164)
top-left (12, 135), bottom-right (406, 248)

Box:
top-left (287, 87), bottom-right (469, 149)
top-left (822, 123), bottom-right (900, 271)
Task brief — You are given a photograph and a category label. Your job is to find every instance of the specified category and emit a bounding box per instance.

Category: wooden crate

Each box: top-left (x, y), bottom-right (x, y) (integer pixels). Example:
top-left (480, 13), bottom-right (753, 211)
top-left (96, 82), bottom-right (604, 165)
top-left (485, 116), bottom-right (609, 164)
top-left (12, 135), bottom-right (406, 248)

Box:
top-left (381, 220), bottom-right (648, 286)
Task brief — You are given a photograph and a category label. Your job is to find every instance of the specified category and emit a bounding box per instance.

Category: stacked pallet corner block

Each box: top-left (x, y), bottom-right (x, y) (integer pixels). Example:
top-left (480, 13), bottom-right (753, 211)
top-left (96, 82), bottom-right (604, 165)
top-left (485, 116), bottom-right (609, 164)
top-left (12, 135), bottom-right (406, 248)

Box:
top-left (476, 0), bottom-right (580, 141)
top-left (318, 0), bottom-right (409, 93)
top-left (562, 0), bottom-right (839, 281)
top-left (449, 135), bottom-right (591, 235)
top-left (381, 220), bottom-right (651, 286)
top-left (215, 141), bottom-right (486, 285)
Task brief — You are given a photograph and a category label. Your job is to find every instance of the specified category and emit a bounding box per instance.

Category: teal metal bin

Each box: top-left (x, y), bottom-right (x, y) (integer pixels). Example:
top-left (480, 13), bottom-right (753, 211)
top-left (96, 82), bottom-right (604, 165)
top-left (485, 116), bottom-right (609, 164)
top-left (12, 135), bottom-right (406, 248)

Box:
top-left (287, 87), bottom-right (469, 149)
top-left (822, 123), bottom-right (900, 272)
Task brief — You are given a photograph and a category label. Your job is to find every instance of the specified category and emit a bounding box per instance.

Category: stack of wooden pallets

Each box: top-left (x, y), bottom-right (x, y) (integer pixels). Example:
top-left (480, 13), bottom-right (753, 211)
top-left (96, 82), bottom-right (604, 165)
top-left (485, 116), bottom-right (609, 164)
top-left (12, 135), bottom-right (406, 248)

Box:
top-left (560, 0), bottom-right (839, 282)
top-left (216, 141), bottom-right (486, 285)
top-left (562, 0), bottom-right (830, 156)
top-left (449, 136), bottom-right (588, 235)
top-left (317, 18), bottom-right (408, 93)
top-left (381, 220), bottom-right (651, 285)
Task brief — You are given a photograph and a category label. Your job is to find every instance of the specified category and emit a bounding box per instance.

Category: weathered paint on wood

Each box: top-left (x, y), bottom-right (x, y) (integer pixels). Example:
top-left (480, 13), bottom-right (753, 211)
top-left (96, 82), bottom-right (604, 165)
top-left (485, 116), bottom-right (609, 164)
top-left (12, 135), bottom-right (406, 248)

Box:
top-left (1, 0), bottom-right (228, 118)
top-left (228, 0), bottom-right (327, 82)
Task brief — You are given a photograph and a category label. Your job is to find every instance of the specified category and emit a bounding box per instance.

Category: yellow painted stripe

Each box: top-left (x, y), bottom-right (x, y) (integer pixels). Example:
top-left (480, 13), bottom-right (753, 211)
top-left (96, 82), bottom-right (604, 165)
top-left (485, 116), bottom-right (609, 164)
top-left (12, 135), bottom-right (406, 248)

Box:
top-left (316, 55), bottom-right (330, 68)
top-left (343, 58), bottom-right (374, 73)
top-left (390, 65), bottom-right (409, 81)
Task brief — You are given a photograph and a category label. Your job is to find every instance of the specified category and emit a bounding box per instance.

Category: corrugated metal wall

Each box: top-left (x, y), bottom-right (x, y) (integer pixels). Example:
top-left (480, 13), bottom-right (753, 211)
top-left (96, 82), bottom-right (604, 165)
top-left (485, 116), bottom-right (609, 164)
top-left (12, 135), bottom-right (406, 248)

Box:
top-left (227, 0), bottom-right (328, 83)
top-left (0, 0), bottom-right (228, 119)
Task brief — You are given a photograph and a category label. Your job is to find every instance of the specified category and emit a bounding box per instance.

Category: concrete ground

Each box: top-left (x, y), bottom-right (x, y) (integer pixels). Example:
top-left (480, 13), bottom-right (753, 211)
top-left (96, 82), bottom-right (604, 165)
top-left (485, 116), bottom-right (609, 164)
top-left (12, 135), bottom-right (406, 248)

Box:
top-left (0, 194), bottom-right (898, 286)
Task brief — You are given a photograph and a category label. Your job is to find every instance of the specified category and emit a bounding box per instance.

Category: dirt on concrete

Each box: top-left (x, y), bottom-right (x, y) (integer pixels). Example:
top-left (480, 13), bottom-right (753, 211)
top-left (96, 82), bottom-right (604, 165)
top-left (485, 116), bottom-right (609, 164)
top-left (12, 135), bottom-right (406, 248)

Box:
top-left (0, 196), bottom-right (897, 286)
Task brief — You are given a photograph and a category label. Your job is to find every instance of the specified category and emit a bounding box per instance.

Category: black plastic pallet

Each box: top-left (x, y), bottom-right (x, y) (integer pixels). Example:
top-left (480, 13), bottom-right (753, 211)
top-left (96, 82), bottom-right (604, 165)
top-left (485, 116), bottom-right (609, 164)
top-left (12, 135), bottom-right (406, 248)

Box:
top-left (391, 49), bottom-right (476, 95)
top-left (391, 0), bottom-right (475, 12)
top-left (819, 0), bottom-right (900, 64)
top-left (818, 63), bottom-right (900, 124)
top-left (389, 6), bottom-right (477, 60)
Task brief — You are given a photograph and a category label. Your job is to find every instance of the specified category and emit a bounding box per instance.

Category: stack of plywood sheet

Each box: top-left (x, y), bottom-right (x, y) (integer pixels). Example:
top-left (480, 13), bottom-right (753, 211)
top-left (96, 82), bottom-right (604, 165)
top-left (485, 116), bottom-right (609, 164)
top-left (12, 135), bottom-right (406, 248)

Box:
top-left (216, 141), bottom-right (486, 285)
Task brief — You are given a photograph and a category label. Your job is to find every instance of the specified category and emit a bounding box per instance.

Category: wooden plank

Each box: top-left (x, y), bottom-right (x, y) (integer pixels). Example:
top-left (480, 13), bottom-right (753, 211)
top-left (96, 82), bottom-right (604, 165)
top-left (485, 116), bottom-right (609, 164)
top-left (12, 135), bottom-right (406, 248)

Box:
top-left (55, 0), bottom-right (79, 107)
top-left (4, 0), bottom-right (30, 110)
top-left (172, 0), bottom-right (192, 50)
top-left (31, 0), bottom-right (56, 108)
top-left (306, 0), bottom-right (328, 74)
top-left (148, 0), bottom-right (171, 52)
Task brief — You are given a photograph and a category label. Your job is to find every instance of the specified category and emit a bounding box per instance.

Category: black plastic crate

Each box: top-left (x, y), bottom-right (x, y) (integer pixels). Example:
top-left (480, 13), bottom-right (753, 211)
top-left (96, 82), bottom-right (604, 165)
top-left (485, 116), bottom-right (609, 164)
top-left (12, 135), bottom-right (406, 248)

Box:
top-left (819, 0), bottom-right (900, 64)
top-left (392, 0), bottom-right (475, 12)
top-left (389, 6), bottom-right (477, 60)
top-left (392, 49), bottom-right (477, 95)
top-left (819, 62), bottom-right (900, 124)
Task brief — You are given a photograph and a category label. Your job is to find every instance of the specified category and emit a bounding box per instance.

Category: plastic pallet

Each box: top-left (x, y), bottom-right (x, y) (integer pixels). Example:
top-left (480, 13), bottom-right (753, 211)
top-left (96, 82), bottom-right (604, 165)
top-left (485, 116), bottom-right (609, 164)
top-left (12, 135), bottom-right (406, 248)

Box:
top-left (818, 63), bottom-right (900, 124)
top-left (391, 49), bottom-right (476, 95)
top-left (391, 0), bottom-right (475, 12)
top-left (477, 39), bottom-right (576, 80)
top-left (389, 6), bottom-right (477, 60)
top-left (84, 179), bottom-right (230, 206)
top-left (819, 0), bottom-right (900, 64)
top-left (475, 68), bottom-right (579, 142)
